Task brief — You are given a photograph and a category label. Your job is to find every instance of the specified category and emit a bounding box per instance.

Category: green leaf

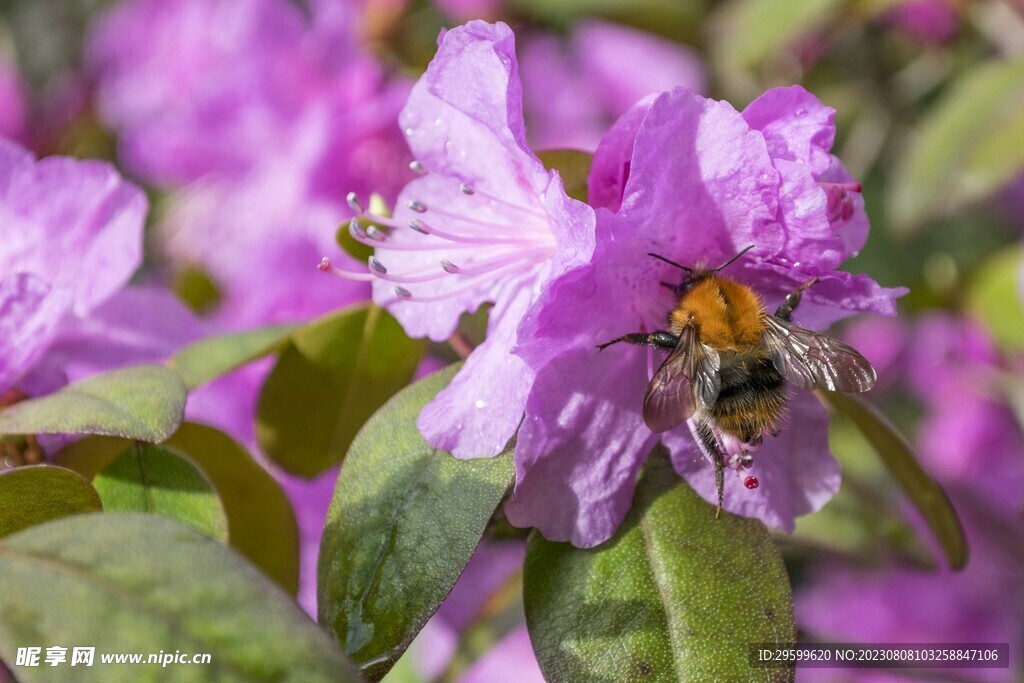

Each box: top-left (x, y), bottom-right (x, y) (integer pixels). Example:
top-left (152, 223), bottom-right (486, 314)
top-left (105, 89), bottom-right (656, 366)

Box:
top-left (92, 443), bottom-right (228, 541)
top-left (169, 324), bottom-right (298, 389)
top-left (318, 365), bottom-right (514, 681)
top-left (53, 424), bottom-right (300, 595)
top-left (257, 305), bottom-right (424, 477)
top-left (0, 365), bottom-right (186, 442)
top-left (0, 514), bottom-right (361, 683)
top-left (967, 247), bottom-right (1024, 351)
top-left (337, 221), bottom-right (374, 263)
top-left (823, 392), bottom-right (968, 570)
top-left (173, 264), bottom-right (223, 315)
top-left (524, 452), bottom-right (795, 682)
top-left (0, 465), bottom-right (102, 538)
top-left (890, 59), bottom-right (1024, 232)
top-left (712, 0), bottom-right (842, 71)
top-left (538, 149), bottom-right (593, 203)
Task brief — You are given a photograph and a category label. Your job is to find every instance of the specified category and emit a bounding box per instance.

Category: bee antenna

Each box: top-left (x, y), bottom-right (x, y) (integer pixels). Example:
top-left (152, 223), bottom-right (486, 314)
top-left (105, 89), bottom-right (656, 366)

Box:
top-left (647, 253), bottom-right (692, 273)
top-left (712, 244), bottom-right (755, 272)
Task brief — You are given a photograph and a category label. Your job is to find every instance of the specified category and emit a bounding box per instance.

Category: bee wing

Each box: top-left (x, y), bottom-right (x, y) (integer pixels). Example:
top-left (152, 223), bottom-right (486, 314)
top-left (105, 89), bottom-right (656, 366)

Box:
top-left (762, 316), bottom-right (876, 393)
top-left (643, 324), bottom-right (721, 433)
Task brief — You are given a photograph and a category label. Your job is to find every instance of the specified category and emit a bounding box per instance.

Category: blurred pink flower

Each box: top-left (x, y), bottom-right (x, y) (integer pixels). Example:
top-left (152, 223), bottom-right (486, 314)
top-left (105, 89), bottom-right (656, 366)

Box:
top-left (408, 539), bottom-right (541, 682)
top-left (432, 0), bottom-right (502, 22)
top-left (520, 20), bottom-right (705, 151)
top-left (0, 138), bottom-right (151, 394)
top-left (798, 312), bottom-right (1024, 683)
top-left (885, 0), bottom-right (958, 44)
top-left (0, 59), bottom-right (28, 144)
top-left (797, 564), bottom-right (1022, 682)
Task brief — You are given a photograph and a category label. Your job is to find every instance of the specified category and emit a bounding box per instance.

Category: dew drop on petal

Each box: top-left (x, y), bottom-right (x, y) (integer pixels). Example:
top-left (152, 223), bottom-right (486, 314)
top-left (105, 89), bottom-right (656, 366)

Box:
top-left (744, 476), bottom-right (760, 490)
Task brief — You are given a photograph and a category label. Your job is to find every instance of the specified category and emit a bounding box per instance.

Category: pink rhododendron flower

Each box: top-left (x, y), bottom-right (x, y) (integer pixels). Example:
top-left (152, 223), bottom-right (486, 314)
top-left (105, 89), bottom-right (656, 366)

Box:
top-left (89, 0), bottom-right (410, 330)
top-left (338, 20), bottom-right (901, 547)
top-left (338, 20), bottom-right (596, 458)
top-left (520, 20), bottom-right (705, 151)
top-left (0, 138), bottom-right (148, 393)
top-left (88, 0), bottom-right (410, 197)
top-left (506, 86), bottom-right (905, 546)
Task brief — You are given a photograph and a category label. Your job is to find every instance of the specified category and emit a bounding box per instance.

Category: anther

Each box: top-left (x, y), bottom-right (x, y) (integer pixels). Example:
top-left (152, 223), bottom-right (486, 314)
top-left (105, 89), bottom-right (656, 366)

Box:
top-left (409, 160), bottom-right (426, 175)
top-left (346, 192), bottom-right (364, 214)
top-left (408, 219), bottom-right (429, 234)
top-left (460, 183), bottom-right (475, 195)
top-left (407, 200), bottom-right (427, 213)
top-left (441, 259), bottom-right (459, 274)
top-left (369, 257), bottom-right (387, 274)
top-left (349, 218), bottom-right (367, 238)
top-left (366, 226), bottom-right (386, 241)
top-left (318, 257), bottom-right (332, 272)
top-left (394, 286), bottom-right (412, 299)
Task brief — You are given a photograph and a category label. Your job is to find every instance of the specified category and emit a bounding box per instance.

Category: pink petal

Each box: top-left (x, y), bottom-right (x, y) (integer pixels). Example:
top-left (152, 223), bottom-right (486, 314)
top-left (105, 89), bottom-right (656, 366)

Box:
top-left (418, 279), bottom-right (535, 458)
top-left (506, 347), bottom-right (658, 547)
top-left (742, 85), bottom-right (836, 176)
top-left (663, 392), bottom-right (841, 532)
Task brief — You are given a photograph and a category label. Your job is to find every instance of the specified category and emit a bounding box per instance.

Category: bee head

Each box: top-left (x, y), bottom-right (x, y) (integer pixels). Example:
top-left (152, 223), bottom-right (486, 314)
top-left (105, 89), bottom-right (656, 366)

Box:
top-left (649, 245), bottom-right (755, 294)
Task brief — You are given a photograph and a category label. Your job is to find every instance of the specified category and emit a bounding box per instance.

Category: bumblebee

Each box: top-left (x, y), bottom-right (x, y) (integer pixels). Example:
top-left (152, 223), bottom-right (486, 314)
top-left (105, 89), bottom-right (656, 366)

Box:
top-left (598, 246), bottom-right (876, 515)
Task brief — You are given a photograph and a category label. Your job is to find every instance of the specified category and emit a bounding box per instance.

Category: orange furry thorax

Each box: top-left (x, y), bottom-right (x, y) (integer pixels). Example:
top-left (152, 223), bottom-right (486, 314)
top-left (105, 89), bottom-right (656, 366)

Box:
top-left (669, 275), bottom-right (767, 350)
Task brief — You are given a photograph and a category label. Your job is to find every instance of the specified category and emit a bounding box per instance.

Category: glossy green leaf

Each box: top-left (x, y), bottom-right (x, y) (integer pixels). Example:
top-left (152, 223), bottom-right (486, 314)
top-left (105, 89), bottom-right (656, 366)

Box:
top-left (524, 452), bottom-right (795, 682)
top-left (0, 466), bottom-right (102, 538)
top-left (53, 425), bottom-right (300, 595)
top-left (538, 149), bottom-right (593, 203)
top-left (169, 324), bottom-right (298, 389)
top-left (0, 365), bottom-right (186, 442)
top-left (890, 59), bottom-right (1024, 232)
top-left (318, 365), bottom-right (514, 681)
top-left (93, 444), bottom-right (228, 541)
top-left (257, 305), bottom-right (424, 477)
top-left (0, 514), bottom-right (361, 683)
top-left (967, 247), bottom-right (1024, 350)
top-left (823, 392), bottom-right (968, 569)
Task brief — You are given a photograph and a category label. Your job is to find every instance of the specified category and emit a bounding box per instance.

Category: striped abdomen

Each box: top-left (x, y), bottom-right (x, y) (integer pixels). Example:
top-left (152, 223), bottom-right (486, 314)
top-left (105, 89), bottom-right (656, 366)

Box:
top-left (710, 350), bottom-right (788, 443)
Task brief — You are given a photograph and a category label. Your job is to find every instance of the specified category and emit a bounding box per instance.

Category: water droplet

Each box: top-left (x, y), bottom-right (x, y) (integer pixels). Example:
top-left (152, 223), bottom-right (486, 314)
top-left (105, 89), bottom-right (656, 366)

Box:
top-left (744, 476), bottom-right (759, 490)
top-left (404, 127), bottom-right (414, 137)
top-left (474, 400), bottom-right (486, 409)
top-left (795, 107), bottom-right (807, 117)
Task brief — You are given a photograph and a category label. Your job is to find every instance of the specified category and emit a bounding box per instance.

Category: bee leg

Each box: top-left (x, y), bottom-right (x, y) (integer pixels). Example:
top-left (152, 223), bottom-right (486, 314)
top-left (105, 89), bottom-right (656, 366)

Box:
top-left (774, 277), bottom-right (820, 321)
top-left (714, 454), bottom-right (724, 519)
top-left (694, 421), bottom-right (726, 518)
top-left (596, 330), bottom-right (678, 352)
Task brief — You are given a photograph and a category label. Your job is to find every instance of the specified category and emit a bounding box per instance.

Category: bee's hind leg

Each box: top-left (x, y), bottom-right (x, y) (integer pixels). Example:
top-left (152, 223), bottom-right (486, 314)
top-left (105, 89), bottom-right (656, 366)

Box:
top-left (597, 330), bottom-right (678, 352)
top-left (775, 277), bottom-right (820, 321)
top-left (695, 421), bottom-right (726, 518)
